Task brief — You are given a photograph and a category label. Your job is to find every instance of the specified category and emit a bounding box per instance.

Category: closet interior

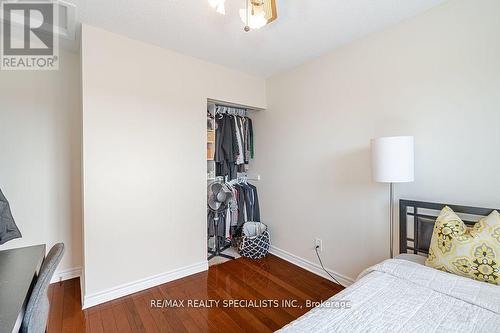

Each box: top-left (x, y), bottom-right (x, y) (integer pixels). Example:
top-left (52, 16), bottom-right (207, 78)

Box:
top-left (206, 101), bottom-right (261, 261)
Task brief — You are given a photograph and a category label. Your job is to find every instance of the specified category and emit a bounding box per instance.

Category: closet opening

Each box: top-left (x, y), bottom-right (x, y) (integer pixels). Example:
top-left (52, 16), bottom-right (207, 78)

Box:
top-left (206, 99), bottom-right (263, 265)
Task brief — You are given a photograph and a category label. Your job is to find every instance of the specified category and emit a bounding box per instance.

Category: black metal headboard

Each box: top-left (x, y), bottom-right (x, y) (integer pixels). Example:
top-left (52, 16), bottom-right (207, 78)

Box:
top-left (399, 199), bottom-right (499, 255)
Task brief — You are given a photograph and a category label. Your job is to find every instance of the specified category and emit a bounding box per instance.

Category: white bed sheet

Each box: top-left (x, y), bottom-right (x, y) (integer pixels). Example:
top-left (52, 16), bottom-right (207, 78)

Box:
top-left (278, 259), bottom-right (500, 332)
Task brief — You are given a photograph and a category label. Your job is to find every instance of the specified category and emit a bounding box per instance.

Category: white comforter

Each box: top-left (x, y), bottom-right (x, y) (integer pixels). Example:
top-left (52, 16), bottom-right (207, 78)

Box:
top-left (278, 259), bottom-right (500, 332)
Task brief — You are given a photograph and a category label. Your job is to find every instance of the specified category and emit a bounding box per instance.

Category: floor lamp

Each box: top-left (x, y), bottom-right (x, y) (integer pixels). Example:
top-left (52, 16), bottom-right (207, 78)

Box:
top-left (371, 136), bottom-right (414, 258)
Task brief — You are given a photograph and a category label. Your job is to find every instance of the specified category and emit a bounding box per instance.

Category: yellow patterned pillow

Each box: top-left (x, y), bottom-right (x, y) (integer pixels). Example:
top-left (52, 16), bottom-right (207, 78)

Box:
top-left (425, 206), bottom-right (500, 285)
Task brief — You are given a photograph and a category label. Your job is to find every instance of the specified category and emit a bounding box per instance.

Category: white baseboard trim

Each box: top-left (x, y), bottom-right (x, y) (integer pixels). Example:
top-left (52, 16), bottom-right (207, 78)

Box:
top-left (50, 267), bottom-right (82, 284)
top-left (82, 260), bottom-right (208, 309)
top-left (269, 245), bottom-right (354, 287)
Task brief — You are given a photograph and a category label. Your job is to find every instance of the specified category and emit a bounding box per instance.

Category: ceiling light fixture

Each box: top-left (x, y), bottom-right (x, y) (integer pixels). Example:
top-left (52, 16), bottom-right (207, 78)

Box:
top-left (208, 0), bottom-right (277, 32)
top-left (208, 0), bottom-right (226, 15)
top-left (240, 0), bottom-right (267, 31)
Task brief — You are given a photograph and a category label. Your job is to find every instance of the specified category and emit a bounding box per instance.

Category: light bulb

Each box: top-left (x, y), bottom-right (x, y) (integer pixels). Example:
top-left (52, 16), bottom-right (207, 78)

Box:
top-left (239, 4), bottom-right (268, 30)
top-left (208, 0), bottom-right (226, 15)
top-left (249, 12), bottom-right (267, 29)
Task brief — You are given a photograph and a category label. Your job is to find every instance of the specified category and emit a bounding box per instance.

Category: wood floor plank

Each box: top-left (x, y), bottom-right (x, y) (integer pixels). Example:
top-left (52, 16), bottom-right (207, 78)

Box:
top-left (238, 258), bottom-right (318, 300)
top-left (211, 287), bottom-right (273, 332)
top-left (111, 301), bottom-right (134, 333)
top-left (74, 279), bottom-right (86, 333)
top-left (124, 297), bottom-right (147, 333)
top-left (87, 311), bottom-right (104, 333)
top-left (264, 255), bottom-right (342, 296)
top-left (60, 278), bottom-right (82, 333)
top-left (47, 280), bottom-right (64, 332)
top-left (150, 287), bottom-right (188, 333)
top-left (131, 294), bottom-right (161, 333)
top-left (158, 283), bottom-right (211, 332)
top-left (99, 305), bottom-right (119, 333)
top-left (137, 290), bottom-right (175, 333)
top-left (47, 254), bottom-right (343, 332)
top-left (213, 263), bottom-right (295, 329)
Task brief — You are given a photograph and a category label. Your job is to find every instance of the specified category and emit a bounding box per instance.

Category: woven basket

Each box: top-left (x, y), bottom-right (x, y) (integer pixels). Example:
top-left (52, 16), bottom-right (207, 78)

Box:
top-left (238, 222), bottom-right (270, 259)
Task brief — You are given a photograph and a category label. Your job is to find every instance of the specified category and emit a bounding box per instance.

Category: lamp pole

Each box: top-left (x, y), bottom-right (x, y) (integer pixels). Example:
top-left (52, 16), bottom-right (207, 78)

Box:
top-left (371, 136), bottom-right (414, 260)
top-left (389, 182), bottom-right (394, 258)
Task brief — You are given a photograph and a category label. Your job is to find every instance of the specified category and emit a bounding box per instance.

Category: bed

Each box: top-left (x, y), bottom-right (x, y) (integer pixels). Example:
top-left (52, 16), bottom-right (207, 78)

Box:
top-left (278, 200), bottom-right (500, 332)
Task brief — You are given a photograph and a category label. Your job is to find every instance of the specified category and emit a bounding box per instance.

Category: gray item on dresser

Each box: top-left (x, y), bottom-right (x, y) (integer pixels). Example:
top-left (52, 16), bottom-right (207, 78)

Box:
top-left (20, 243), bottom-right (65, 333)
top-left (0, 188), bottom-right (22, 245)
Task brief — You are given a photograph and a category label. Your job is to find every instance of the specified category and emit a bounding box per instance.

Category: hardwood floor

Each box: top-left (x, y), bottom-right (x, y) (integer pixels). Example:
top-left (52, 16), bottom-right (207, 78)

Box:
top-left (47, 254), bottom-right (343, 332)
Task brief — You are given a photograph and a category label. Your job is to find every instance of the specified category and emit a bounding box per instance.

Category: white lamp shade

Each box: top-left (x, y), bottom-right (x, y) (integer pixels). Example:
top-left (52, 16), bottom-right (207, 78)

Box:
top-left (371, 136), bottom-right (414, 183)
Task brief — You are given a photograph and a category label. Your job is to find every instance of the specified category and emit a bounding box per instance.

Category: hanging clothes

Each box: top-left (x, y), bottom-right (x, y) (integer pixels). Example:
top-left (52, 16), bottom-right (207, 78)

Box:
top-left (215, 114), bottom-right (238, 179)
top-left (227, 180), bottom-right (261, 237)
top-left (208, 105), bottom-right (258, 249)
top-left (247, 182), bottom-right (260, 221)
top-left (234, 115), bottom-right (244, 165)
top-left (214, 109), bottom-right (254, 180)
top-left (249, 118), bottom-right (254, 159)
top-left (207, 180), bottom-right (261, 241)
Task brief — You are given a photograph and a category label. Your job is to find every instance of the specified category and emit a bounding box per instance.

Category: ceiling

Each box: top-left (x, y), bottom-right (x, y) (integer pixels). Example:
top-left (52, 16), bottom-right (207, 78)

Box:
top-left (67, 0), bottom-right (446, 77)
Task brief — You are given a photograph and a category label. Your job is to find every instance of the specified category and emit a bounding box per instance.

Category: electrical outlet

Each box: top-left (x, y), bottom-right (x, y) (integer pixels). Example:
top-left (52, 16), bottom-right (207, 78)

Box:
top-left (315, 238), bottom-right (323, 252)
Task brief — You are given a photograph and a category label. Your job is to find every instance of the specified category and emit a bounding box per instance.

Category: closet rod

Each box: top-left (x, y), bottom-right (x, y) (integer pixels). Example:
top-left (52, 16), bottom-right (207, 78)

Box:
top-left (207, 175), bottom-right (261, 181)
top-left (207, 98), bottom-right (264, 112)
top-left (215, 105), bottom-right (248, 117)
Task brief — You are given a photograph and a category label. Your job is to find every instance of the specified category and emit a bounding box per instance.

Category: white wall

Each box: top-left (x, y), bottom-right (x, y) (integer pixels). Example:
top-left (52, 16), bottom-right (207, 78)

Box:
top-left (81, 24), bottom-right (266, 305)
top-left (254, 0), bottom-right (500, 280)
top-left (0, 49), bottom-right (82, 277)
